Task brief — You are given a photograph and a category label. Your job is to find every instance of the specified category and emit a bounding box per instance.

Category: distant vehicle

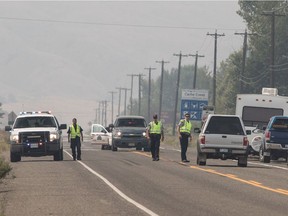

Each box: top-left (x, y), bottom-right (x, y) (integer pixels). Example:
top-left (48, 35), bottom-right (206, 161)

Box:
top-left (259, 116), bottom-right (288, 163)
top-left (5, 111), bottom-right (67, 162)
top-left (109, 116), bottom-right (149, 151)
top-left (235, 87), bottom-right (288, 155)
top-left (194, 114), bottom-right (250, 167)
top-left (90, 123), bottom-right (112, 145)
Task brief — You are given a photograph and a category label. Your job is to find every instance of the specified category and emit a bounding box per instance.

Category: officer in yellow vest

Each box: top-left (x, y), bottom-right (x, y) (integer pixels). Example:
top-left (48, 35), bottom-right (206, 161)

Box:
top-left (177, 113), bottom-right (192, 162)
top-left (67, 118), bottom-right (83, 160)
top-left (146, 114), bottom-right (164, 161)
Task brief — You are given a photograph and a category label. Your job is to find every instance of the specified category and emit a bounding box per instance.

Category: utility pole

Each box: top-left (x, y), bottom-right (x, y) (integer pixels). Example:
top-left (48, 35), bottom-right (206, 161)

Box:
top-left (156, 60), bottom-right (169, 120)
top-left (98, 101), bottom-right (101, 124)
top-left (127, 74), bottom-right (137, 115)
top-left (235, 30), bottom-right (257, 93)
top-left (172, 52), bottom-right (189, 136)
top-left (262, 11), bottom-right (285, 88)
top-left (207, 30), bottom-right (225, 107)
top-left (137, 74), bottom-right (145, 116)
top-left (122, 88), bottom-right (130, 115)
top-left (189, 51), bottom-right (204, 89)
top-left (108, 91), bottom-right (117, 124)
top-left (116, 87), bottom-right (123, 116)
top-left (144, 67), bottom-right (156, 119)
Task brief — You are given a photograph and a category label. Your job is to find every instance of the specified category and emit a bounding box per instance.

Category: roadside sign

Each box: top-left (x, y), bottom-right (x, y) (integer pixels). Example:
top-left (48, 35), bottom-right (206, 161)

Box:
top-left (180, 89), bottom-right (209, 121)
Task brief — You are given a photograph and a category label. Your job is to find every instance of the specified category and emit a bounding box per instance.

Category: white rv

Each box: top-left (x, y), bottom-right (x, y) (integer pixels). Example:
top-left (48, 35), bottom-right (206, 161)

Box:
top-left (235, 88), bottom-right (288, 154)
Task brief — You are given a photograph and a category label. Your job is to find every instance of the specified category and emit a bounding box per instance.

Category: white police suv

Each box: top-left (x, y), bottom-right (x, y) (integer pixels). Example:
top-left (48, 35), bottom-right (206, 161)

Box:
top-left (5, 111), bottom-right (67, 162)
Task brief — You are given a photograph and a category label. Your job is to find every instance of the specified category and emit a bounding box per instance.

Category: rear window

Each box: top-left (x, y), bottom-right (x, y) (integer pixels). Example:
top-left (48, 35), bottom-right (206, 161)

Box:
top-left (205, 116), bottom-right (244, 135)
top-left (271, 118), bottom-right (288, 131)
top-left (115, 118), bottom-right (146, 127)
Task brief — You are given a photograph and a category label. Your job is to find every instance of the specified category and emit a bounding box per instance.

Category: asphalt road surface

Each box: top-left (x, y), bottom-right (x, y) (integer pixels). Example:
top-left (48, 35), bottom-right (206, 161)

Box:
top-left (1, 137), bottom-right (288, 216)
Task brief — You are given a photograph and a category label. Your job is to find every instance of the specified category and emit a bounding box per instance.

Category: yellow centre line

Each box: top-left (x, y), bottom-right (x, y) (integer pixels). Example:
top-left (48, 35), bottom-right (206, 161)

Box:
top-left (189, 165), bottom-right (288, 196)
top-left (132, 151), bottom-right (288, 196)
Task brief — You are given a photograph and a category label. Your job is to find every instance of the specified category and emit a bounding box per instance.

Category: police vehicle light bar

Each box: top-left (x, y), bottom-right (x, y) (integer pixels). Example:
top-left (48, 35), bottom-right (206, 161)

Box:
top-left (19, 111), bottom-right (52, 115)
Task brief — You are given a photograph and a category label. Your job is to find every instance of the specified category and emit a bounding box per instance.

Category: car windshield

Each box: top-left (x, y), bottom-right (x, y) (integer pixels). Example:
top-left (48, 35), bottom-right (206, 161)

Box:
top-left (205, 116), bottom-right (244, 135)
top-left (116, 118), bottom-right (146, 127)
top-left (14, 117), bottom-right (57, 128)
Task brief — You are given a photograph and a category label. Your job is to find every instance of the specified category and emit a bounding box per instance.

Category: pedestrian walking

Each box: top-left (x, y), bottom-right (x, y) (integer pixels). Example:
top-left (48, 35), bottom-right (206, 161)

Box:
top-left (146, 114), bottom-right (164, 161)
top-left (177, 113), bottom-right (193, 162)
top-left (67, 118), bottom-right (83, 160)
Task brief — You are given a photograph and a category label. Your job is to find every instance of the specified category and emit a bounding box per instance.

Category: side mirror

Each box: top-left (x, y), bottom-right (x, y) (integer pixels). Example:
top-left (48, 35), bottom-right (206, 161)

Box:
top-left (59, 124), bottom-right (67, 130)
top-left (5, 126), bottom-right (12, 131)
top-left (194, 128), bottom-right (201, 133)
top-left (246, 130), bottom-right (251, 135)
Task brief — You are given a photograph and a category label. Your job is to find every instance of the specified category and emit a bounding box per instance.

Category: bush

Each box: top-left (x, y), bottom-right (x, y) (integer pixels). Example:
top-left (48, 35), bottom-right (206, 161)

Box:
top-left (0, 130), bottom-right (11, 179)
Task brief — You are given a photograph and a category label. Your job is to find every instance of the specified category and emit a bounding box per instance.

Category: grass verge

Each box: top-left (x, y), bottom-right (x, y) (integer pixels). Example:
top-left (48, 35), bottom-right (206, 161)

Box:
top-left (0, 130), bottom-right (11, 179)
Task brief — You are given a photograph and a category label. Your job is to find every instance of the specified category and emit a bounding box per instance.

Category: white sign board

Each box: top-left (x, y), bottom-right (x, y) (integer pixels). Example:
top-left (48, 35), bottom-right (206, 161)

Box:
top-left (181, 89), bottom-right (208, 100)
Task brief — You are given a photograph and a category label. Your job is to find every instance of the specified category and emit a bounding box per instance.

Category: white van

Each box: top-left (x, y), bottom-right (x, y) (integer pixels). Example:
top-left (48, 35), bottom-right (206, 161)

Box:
top-left (90, 124), bottom-right (112, 145)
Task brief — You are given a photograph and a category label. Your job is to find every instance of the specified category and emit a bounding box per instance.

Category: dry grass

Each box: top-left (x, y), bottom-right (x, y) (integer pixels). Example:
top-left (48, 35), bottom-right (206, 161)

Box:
top-left (0, 131), bottom-right (11, 179)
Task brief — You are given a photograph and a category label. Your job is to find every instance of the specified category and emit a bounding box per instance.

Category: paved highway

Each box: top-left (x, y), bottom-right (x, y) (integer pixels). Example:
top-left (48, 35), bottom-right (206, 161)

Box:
top-left (2, 137), bottom-right (288, 216)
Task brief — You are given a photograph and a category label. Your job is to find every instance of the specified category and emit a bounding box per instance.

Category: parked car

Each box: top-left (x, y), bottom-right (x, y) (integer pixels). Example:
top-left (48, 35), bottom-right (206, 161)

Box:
top-left (90, 123), bottom-right (112, 145)
top-left (194, 114), bottom-right (251, 167)
top-left (109, 116), bottom-right (149, 151)
top-left (259, 116), bottom-right (288, 163)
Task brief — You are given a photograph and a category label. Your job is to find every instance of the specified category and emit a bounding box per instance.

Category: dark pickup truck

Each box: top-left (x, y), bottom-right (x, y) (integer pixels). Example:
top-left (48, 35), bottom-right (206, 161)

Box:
top-left (259, 116), bottom-right (288, 163)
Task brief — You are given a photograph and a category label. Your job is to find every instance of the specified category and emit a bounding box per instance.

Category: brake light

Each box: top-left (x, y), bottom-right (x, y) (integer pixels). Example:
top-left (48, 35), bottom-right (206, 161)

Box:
top-left (265, 131), bottom-right (270, 142)
top-left (243, 137), bottom-right (248, 146)
top-left (199, 135), bottom-right (205, 144)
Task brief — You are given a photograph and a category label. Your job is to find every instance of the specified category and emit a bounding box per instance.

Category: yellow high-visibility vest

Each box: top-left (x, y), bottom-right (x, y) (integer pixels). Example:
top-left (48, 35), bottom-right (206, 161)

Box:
top-left (179, 120), bottom-right (192, 134)
top-left (70, 124), bottom-right (81, 139)
top-left (150, 121), bottom-right (162, 134)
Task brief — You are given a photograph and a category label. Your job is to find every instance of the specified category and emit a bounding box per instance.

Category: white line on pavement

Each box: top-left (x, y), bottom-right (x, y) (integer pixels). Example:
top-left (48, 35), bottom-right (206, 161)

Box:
top-left (64, 150), bottom-right (159, 216)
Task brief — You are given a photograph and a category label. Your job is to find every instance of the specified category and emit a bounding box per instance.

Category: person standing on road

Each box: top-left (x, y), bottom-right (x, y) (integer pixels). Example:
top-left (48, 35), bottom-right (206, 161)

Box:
top-left (146, 114), bottom-right (164, 161)
top-left (67, 118), bottom-right (83, 160)
top-left (177, 113), bottom-right (192, 163)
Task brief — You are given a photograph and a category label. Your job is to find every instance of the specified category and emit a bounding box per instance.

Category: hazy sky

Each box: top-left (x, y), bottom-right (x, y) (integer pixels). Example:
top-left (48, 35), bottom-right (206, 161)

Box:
top-left (0, 1), bottom-right (247, 130)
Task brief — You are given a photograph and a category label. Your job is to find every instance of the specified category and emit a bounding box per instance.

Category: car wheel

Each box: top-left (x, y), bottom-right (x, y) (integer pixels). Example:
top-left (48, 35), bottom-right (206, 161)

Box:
top-left (136, 146), bottom-right (142, 151)
top-left (111, 141), bottom-right (117, 151)
top-left (54, 149), bottom-right (62, 161)
top-left (197, 152), bottom-right (206, 166)
top-left (144, 147), bottom-right (150, 152)
top-left (238, 156), bottom-right (248, 167)
top-left (259, 145), bottom-right (270, 163)
top-left (10, 152), bottom-right (20, 162)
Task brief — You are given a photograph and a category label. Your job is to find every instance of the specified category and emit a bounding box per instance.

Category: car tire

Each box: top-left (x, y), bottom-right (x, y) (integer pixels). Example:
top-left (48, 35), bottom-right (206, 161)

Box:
top-left (53, 149), bottom-right (62, 161)
top-left (111, 141), bottom-right (118, 151)
top-left (144, 147), bottom-right (150, 152)
top-left (259, 145), bottom-right (270, 163)
top-left (238, 156), bottom-right (248, 167)
top-left (10, 152), bottom-right (20, 162)
top-left (197, 152), bottom-right (206, 166)
top-left (136, 146), bottom-right (142, 151)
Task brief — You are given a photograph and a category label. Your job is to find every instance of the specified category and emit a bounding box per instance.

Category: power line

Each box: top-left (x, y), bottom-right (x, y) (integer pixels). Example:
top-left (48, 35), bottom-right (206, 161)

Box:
top-left (0, 16), bottom-right (245, 31)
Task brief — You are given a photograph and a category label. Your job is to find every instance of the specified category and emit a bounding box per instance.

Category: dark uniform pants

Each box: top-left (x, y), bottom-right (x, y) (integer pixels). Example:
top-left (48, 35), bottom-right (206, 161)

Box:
top-left (71, 136), bottom-right (81, 160)
top-left (179, 133), bottom-right (190, 161)
top-left (150, 134), bottom-right (161, 159)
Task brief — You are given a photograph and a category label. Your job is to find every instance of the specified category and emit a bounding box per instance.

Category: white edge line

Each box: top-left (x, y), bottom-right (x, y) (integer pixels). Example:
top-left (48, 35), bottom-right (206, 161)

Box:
top-left (64, 150), bottom-right (159, 216)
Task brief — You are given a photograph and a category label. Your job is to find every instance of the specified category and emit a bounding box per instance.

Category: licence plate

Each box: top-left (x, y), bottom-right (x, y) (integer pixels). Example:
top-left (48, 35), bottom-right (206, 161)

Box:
top-left (128, 143), bottom-right (135, 147)
top-left (30, 143), bottom-right (38, 148)
top-left (219, 148), bottom-right (228, 153)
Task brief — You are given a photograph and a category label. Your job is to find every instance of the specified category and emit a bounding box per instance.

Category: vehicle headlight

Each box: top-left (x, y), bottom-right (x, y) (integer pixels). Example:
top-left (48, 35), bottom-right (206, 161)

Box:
top-left (114, 131), bottom-right (122, 137)
top-left (50, 132), bottom-right (59, 142)
top-left (10, 134), bottom-right (19, 143)
top-left (142, 132), bottom-right (146, 137)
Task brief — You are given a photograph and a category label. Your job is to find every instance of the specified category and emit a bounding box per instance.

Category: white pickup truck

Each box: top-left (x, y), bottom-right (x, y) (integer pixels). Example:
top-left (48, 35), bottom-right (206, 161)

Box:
top-left (194, 114), bottom-right (251, 167)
